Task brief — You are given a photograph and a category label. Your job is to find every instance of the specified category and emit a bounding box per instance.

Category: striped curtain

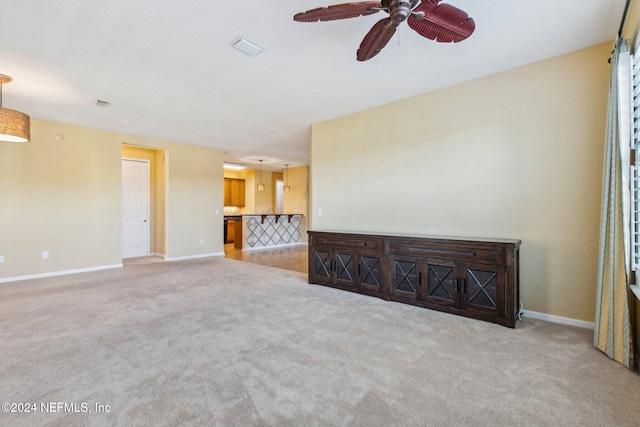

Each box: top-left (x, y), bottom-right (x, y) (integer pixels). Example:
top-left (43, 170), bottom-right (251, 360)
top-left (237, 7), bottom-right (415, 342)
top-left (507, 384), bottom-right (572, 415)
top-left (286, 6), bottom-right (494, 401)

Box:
top-left (594, 38), bottom-right (634, 369)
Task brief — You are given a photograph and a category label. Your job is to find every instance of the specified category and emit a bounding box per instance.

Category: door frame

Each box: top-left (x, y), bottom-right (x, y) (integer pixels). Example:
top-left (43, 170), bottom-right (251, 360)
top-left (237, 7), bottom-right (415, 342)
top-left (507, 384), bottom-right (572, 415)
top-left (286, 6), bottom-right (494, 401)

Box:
top-left (122, 157), bottom-right (151, 258)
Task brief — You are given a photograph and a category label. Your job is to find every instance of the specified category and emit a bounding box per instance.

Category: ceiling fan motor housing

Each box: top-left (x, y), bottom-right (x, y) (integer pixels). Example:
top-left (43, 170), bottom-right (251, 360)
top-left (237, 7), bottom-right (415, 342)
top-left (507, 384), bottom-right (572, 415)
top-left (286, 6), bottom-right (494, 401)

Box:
top-left (387, 0), bottom-right (419, 23)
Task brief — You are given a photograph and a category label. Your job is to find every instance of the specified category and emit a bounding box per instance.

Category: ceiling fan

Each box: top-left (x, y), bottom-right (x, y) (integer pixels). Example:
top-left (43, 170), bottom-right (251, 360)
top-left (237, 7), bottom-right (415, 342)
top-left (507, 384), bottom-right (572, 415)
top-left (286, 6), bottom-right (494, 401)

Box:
top-left (293, 0), bottom-right (475, 61)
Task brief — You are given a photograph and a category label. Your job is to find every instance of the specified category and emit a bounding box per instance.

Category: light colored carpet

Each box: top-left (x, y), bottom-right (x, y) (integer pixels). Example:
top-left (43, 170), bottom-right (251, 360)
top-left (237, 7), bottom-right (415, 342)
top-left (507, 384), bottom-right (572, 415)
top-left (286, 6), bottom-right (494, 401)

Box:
top-left (0, 257), bottom-right (638, 427)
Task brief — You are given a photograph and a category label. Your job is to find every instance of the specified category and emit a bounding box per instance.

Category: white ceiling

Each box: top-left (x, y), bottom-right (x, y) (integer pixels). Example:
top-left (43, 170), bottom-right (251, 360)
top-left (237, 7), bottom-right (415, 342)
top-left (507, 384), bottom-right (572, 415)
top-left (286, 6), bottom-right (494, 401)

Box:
top-left (0, 0), bottom-right (626, 170)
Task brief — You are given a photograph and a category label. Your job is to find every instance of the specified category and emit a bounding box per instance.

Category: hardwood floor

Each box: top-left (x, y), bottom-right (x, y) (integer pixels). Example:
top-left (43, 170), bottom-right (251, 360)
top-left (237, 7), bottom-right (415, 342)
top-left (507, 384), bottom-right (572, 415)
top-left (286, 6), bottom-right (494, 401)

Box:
top-left (224, 243), bottom-right (308, 274)
top-left (122, 245), bottom-right (308, 275)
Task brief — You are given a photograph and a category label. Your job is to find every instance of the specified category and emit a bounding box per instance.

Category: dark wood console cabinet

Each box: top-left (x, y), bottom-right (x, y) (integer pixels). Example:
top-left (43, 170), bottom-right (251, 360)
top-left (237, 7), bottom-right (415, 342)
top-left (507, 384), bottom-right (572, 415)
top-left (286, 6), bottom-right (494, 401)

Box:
top-left (309, 233), bottom-right (386, 299)
top-left (308, 231), bottom-right (521, 328)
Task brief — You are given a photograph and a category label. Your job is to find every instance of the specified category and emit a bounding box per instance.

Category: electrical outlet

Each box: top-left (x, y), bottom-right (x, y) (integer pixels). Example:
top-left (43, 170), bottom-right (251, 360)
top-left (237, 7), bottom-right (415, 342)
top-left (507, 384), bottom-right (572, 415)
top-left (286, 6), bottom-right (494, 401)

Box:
top-left (215, 209), bottom-right (220, 215)
top-left (317, 208), bottom-right (322, 216)
top-left (200, 239), bottom-right (204, 245)
top-left (42, 251), bottom-right (49, 259)
top-left (0, 255), bottom-right (4, 263)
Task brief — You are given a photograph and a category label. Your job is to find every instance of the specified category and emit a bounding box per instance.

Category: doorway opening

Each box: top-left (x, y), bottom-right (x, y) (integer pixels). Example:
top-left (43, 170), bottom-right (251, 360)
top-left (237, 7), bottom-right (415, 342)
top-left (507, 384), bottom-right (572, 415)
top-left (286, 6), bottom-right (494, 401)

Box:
top-left (275, 180), bottom-right (284, 214)
top-left (121, 145), bottom-right (167, 260)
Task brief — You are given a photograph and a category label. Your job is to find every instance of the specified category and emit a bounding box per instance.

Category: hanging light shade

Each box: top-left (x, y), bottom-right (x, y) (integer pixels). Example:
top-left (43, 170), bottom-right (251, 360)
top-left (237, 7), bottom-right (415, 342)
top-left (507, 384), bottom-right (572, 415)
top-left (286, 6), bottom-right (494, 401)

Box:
top-left (284, 164), bottom-right (291, 192)
top-left (257, 159), bottom-right (265, 191)
top-left (0, 74), bottom-right (30, 143)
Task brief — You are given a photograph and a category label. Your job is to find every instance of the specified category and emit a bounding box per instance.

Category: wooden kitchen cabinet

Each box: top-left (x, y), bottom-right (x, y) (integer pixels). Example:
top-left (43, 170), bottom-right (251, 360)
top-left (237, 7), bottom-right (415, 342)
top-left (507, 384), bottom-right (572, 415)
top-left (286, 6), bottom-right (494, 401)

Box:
top-left (308, 231), bottom-right (520, 328)
top-left (224, 178), bottom-right (245, 207)
top-left (232, 179), bottom-right (245, 207)
top-left (227, 219), bottom-right (235, 243)
top-left (224, 178), bottom-right (232, 206)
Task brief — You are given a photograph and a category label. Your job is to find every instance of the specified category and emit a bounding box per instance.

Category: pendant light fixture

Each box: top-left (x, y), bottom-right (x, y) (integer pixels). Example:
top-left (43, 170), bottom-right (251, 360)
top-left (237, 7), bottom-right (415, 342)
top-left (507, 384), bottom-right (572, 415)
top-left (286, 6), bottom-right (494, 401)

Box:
top-left (284, 164), bottom-right (291, 192)
top-left (0, 74), bottom-right (30, 143)
top-left (257, 159), bottom-right (265, 191)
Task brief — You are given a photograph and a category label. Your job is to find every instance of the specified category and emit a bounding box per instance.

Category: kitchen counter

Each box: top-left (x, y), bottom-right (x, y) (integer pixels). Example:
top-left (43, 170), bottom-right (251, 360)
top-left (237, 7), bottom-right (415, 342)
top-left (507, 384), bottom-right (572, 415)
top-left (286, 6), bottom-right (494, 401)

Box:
top-left (232, 213), bottom-right (298, 217)
top-left (234, 214), bottom-right (304, 251)
top-left (223, 216), bottom-right (242, 244)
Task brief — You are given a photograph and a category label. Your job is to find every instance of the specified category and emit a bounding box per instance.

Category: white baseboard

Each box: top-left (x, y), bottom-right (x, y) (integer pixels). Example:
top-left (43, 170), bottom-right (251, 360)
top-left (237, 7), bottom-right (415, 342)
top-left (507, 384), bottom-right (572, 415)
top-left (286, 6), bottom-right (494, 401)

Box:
top-left (630, 284), bottom-right (640, 301)
top-left (164, 252), bottom-right (225, 261)
top-left (242, 242), bottom-right (306, 252)
top-left (0, 264), bottom-right (124, 284)
top-left (523, 310), bottom-right (594, 329)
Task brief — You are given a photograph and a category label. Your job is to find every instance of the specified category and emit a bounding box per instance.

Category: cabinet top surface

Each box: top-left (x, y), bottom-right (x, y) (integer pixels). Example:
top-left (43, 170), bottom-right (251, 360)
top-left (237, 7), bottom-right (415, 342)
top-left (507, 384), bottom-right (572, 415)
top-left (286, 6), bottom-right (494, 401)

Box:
top-left (308, 230), bottom-right (521, 246)
top-left (242, 213), bottom-right (303, 217)
top-left (224, 214), bottom-right (304, 219)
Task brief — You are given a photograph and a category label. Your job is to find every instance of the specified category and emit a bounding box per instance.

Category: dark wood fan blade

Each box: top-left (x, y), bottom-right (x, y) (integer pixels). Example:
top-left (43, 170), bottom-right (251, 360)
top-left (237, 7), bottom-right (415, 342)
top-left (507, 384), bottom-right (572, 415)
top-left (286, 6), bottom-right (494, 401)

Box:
top-left (407, 1), bottom-right (475, 43)
top-left (357, 18), bottom-right (398, 61)
top-left (294, 2), bottom-right (382, 22)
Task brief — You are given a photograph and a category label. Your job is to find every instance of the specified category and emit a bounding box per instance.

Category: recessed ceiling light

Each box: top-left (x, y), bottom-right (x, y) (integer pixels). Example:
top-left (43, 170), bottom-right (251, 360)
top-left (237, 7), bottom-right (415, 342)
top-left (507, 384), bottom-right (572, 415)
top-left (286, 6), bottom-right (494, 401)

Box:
top-left (230, 37), bottom-right (264, 57)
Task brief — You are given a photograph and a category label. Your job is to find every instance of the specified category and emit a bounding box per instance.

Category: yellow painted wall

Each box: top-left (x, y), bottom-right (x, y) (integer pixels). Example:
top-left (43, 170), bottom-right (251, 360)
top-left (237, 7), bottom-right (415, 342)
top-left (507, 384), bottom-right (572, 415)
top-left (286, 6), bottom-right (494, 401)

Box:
top-left (164, 144), bottom-right (223, 258)
top-left (284, 166), bottom-right (310, 241)
top-left (155, 149), bottom-right (167, 255)
top-left (0, 118), bottom-right (224, 280)
top-left (623, 0), bottom-right (640, 41)
top-left (255, 170), bottom-right (274, 214)
top-left (283, 166), bottom-right (309, 215)
top-left (241, 169), bottom-right (256, 214)
top-left (0, 120), bottom-right (121, 277)
top-left (310, 42), bottom-right (612, 322)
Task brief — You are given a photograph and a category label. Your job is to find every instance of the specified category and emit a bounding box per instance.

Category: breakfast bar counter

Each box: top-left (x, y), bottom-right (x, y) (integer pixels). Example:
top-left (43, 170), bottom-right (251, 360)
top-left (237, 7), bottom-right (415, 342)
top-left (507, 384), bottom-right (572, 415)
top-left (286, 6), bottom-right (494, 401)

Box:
top-left (234, 214), bottom-right (304, 251)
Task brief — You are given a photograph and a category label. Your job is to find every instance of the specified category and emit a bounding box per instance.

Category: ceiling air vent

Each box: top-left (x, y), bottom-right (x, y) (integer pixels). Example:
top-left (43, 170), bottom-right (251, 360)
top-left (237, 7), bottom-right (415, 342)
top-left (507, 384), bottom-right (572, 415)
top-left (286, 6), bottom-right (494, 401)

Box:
top-left (231, 37), bottom-right (264, 57)
top-left (94, 100), bottom-right (111, 108)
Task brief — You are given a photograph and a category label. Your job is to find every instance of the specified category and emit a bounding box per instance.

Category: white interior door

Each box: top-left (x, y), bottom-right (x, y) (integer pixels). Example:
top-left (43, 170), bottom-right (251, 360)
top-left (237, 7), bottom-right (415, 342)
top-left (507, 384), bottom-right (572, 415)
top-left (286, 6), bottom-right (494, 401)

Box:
top-left (122, 159), bottom-right (150, 258)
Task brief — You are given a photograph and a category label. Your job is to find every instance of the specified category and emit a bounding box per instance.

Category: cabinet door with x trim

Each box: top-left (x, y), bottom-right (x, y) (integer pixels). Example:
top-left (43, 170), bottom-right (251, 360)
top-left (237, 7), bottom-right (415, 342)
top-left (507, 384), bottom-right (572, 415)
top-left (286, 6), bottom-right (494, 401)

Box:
top-left (310, 246), bottom-right (333, 287)
top-left (390, 255), bottom-right (420, 303)
top-left (357, 251), bottom-right (385, 298)
top-left (334, 249), bottom-right (357, 289)
top-left (390, 255), bottom-right (505, 321)
top-left (422, 258), bottom-right (459, 308)
top-left (310, 245), bottom-right (386, 297)
top-left (459, 262), bottom-right (505, 319)
top-left (422, 259), bottom-right (504, 319)
top-left (309, 247), bottom-right (359, 291)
